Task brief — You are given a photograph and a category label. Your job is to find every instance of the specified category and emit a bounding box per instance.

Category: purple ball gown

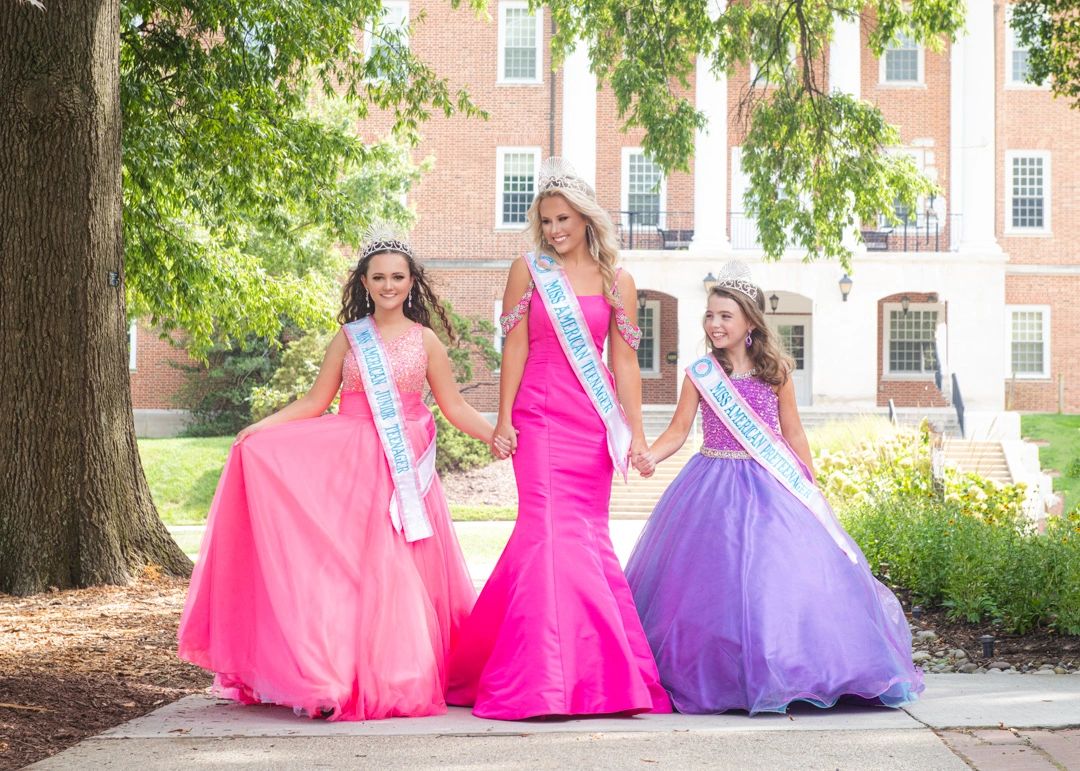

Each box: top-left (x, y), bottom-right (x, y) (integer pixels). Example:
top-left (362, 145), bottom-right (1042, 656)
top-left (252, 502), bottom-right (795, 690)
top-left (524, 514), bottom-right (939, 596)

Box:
top-left (625, 371), bottom-right (923, 715)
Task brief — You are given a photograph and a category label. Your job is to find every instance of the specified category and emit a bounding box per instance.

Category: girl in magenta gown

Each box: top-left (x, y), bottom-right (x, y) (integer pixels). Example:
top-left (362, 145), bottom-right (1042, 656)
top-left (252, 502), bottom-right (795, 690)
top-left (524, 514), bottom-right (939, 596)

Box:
top-left (625, 263), bottom-right (924, 715)
top-left (446, 159), bottom-right (671, 719)
top-left (178, 227), bottom-right (492, 721)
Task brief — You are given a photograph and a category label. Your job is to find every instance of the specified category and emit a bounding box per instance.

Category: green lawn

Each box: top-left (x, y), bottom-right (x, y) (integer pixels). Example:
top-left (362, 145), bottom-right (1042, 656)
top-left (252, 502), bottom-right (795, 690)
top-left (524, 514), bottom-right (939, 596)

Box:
top-left (1021, 413), bottom-right (1080, 512)
top-left (139, 436), bottom-right (517, 525)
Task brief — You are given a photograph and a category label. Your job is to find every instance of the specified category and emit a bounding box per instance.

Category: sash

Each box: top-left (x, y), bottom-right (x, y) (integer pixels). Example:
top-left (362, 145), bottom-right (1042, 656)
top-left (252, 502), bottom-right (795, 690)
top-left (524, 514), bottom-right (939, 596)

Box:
top-left (525, 252), bottom-right (632, 481)
top-left (344, 318), bottom-right (434, 542)
top-left (687, 354), bottom-right (858, 563)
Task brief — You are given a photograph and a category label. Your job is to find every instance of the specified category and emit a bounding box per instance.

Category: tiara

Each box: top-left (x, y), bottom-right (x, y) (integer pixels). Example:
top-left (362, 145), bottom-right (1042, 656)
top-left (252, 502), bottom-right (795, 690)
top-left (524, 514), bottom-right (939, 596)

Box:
top-left (359, 222), bottom-right (414, 262)
top-left (537, 156), bottom-right (595, 199)
top-left (714, 260), bottom-right (760, 301)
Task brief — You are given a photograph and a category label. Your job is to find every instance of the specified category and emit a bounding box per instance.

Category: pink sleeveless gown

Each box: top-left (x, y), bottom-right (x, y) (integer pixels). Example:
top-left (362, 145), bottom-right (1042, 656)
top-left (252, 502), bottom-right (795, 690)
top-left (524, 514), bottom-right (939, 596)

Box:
top-left (446, 293), bottom-right (671, 719)
top-left (178, 323), bottom-right (476, 721)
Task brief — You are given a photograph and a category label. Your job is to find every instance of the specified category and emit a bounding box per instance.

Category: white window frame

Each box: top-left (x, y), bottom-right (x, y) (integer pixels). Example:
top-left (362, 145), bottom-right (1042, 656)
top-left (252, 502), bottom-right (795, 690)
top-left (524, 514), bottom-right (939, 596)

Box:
top-left (495, 146), bottom-right (540, 230)
top-left (364, 1), bottom-right (410, 81)
top-left (620, 147), bottom-right (667, 231)
top-left (637, 299), bottom-right (661, 378)
top-left (883, 303), bottom-right (941, 379)
top-left (1005, 150), bottom-right (1051, 236)
top-left (878, 31), bottom-right (924, 86)
top-left (1006, 305), bottom-right (1051, 379)
top-left (1005, 5), bottom-right (1049, 90)
top-left (128, 320), bottom-right (137, 371)
top-left (497, 1), bottom-right (543, 85)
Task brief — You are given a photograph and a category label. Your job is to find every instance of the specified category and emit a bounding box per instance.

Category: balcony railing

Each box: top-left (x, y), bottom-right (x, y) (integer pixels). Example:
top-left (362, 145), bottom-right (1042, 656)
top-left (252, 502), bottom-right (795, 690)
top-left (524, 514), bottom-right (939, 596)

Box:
top-left (610, 210), bottom-right (694, 251)
top-left (730, 212), bottom-right (964, 253)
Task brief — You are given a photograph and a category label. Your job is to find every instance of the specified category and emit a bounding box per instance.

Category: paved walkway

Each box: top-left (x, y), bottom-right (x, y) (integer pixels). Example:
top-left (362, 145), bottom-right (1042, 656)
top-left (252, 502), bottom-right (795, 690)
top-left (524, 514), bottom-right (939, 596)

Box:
top-left (31, 675), bottom-right (1080, 769)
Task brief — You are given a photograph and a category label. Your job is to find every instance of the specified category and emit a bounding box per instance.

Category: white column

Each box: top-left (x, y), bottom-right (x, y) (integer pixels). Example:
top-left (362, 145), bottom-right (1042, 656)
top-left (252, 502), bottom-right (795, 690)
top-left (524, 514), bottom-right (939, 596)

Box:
top-left (690, 1), bottom-right (731, 253)
top-left (829, 13), bottom-right (861, 99)
top-left (560, 43), bottom-right (597, 187)
top-left (953, 1), bottom-right (1001, 254)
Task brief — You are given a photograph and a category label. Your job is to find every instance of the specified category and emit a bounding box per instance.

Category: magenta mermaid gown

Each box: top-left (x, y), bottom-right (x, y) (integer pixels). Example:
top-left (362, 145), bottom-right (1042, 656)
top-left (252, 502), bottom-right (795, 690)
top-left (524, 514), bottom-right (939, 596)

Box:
top-left (446, 288), bottom-right (671, 719)
top-left (625, 372), bottom-right (924, 714)
top-left (178, 324), bottom-right (476, 721)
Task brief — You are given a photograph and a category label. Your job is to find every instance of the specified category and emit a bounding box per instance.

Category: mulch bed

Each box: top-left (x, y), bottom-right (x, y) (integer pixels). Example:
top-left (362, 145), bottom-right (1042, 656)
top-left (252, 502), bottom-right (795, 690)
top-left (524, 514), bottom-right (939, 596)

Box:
top-left (1, 575), bottom-right (1077, 770)
top-left (0, 571), bottom-right (211, 770)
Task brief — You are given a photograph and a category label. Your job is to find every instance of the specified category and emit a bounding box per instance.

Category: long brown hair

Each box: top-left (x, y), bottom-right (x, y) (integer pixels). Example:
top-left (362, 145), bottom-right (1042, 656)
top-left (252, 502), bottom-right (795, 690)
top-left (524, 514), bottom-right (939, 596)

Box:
top-left (337, 248), bottom-right (456, 343)
top-left (707, 286), bottom-right (793, 388)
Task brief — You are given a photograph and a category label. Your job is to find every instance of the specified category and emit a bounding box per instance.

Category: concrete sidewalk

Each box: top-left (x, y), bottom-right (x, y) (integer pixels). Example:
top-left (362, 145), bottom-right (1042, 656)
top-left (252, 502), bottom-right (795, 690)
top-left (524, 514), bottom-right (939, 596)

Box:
top-left (31, 675), bottom-right (1080, 769)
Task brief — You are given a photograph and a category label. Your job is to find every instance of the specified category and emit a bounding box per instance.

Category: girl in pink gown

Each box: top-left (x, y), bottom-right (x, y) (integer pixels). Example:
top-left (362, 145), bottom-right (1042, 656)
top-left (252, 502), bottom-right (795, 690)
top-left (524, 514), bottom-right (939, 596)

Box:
top-left (446, 159), bottom-right (671, 719)
top-left (178, 227), bottom-right (491, 721)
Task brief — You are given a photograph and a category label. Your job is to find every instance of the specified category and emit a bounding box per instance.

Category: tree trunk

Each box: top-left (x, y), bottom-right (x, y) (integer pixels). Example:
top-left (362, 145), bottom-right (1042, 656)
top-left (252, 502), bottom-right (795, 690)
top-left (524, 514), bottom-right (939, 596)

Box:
top-left (0, 0), bottom-right (191, 595)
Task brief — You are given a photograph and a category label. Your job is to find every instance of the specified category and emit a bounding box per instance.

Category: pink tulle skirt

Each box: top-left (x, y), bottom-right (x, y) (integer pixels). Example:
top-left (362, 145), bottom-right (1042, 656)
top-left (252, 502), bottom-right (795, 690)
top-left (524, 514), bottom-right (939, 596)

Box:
top-left (178, 391), bottom-right (476, 720)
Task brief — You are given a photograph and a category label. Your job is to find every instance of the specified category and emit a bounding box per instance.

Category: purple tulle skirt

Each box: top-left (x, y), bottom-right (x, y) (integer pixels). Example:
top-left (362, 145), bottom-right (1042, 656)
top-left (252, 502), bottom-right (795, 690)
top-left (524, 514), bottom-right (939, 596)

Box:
top-left (625, 453), bottom-right (924, 715)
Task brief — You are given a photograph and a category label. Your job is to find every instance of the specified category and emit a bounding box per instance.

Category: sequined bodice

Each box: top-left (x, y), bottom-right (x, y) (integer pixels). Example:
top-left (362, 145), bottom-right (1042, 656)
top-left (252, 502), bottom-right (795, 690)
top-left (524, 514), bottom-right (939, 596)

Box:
top-left (341, 323), bottom-right (427, 394)
top-left (700, 373), bottom-right (780, 453)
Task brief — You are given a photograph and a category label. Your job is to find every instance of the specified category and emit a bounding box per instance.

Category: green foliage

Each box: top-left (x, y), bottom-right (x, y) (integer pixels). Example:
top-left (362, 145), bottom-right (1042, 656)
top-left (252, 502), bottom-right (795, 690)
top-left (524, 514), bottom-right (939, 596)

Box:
top-left (249, 331), bottom-right (336, 421)
top-left (440, 301), bottom-right (501, 385)
top-left (1021, 413), bottom-right (1080, 511)
top-left (174, 335), bottom-right (278, 435)
top-left (545, 0), bottom-right (964, 266)
top-left (1011, 0), bottom-right (1080, 108)
top-left (138, 436), bottom-right (234, 524)
top-left (119, 0), bottom-right (482, 355)
top-left (432, 406), bottom-right (492, 475)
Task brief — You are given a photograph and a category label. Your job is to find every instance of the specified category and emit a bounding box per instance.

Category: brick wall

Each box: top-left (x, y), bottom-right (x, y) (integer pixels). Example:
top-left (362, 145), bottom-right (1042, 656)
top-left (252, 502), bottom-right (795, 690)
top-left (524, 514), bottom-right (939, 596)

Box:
top-left (876, 292), bottom-right (949, 408)
top-left (638, 290), bottom-right (679, 404)
top-left (1005, 274), bottom-right (1080, 412)
top-left (129, 322), bottom-right (199, 410)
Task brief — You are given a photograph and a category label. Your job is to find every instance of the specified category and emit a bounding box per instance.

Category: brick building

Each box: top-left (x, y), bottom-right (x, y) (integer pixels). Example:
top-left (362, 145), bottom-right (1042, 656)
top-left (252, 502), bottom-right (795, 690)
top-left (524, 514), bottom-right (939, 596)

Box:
top-left (132, 0), bottom-right (1080, 432)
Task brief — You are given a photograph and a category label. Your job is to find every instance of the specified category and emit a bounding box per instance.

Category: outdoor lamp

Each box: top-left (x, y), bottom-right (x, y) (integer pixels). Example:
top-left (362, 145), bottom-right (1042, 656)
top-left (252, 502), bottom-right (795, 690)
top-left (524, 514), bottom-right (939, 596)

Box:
top-left (839, 274), bottom-right (853, 302)
top-left (703, 272), bottom-right (718, 293)
top-left (637, 289), bottom-right (648, 313)
top-left (768, 293), bottom-right (779, 312)
top-left (979, 634), bottom-right (995, 658)
top-left (900, 295), bottom-right (911, 314)
top-left (912, 605), bottom-right (924, 621)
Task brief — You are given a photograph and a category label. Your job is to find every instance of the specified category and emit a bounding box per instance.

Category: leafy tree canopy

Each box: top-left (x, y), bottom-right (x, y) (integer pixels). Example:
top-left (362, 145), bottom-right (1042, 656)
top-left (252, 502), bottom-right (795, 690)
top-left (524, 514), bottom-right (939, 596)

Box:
top-left (1011, 0), bottom-right (1080, 107)
top-left (545, 0), bottom-right (966, 267)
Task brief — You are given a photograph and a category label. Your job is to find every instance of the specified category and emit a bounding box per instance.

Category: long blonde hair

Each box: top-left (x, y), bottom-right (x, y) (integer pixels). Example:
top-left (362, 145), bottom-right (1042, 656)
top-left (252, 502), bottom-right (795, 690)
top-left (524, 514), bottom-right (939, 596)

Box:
top-left (526, 186), bottom-right (622, 307)
top-left (707, 287), bottom-right (794, 388)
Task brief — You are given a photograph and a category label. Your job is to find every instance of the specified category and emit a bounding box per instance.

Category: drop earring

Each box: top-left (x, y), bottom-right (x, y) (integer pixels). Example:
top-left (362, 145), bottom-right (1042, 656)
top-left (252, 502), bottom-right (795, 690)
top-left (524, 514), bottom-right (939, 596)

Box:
top-left (745, 332), bottom-right (753, 349)
top-left (407, 287), bottom-right (413, 309)
top-left (367, 291), bottom-right (373, 313)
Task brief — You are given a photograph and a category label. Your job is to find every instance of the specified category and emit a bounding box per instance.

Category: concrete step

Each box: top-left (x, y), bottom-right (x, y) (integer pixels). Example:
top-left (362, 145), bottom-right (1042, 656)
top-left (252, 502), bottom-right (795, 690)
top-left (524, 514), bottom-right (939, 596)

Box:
top-left (943, 439), bottom-right (1012, 483)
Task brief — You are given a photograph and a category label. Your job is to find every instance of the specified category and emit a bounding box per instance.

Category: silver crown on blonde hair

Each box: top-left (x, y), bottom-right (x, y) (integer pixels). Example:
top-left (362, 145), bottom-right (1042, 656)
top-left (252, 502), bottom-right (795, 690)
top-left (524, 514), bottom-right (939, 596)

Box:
top-left (359, 221), bottom-right (414, 263)
top-left (714, 260), bottom-right (760, 301)
top-left (537, 156), bottom-right (595, 199)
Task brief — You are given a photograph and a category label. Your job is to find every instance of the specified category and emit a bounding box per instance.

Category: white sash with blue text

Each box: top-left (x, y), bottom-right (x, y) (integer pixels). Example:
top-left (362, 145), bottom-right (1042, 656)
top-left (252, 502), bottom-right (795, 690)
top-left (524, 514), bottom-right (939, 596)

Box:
top-left (525, 252), bottom-right (632, 481)
top-left (687, 354), bottom-right (858, 563)
top-left (344, 317), bottom-right (434, 542)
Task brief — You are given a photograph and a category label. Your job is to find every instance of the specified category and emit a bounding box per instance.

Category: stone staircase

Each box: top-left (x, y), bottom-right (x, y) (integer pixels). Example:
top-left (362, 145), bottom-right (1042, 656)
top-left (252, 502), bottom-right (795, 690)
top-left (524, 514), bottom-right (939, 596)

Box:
top-left (943, 440), bottom-right (1013, 484)
top-left (799, 406), bottom-right (962, 437)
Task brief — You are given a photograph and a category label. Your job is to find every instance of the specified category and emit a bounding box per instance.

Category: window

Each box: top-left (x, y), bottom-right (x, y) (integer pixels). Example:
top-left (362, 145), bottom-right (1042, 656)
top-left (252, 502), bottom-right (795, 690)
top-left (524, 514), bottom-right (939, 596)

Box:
top-left (498, 2), bottom-right (542, 83)
top-left (364, 1), bottom-right (409, 81)
top-left (887, 308), bottom-right (938, 374)
top-left (1006, 152), bottom-right (1050, 233)
top-left (128, 320), bottom-right (137, 371)
top-left (881, 32), bottom-right (922, 84)
top-left (496, 147), bottom-right (539, 228)
top-left (621, 148), bottom-right (665, 229)
top-left (1008, 306), bottom-right (1050, 378)
top-left (1005, 6), bottom-right (1047, 87)
top-left (637, 300), bottom-right (660, 376)
top-left (777, 324), bottom-right (805, 371)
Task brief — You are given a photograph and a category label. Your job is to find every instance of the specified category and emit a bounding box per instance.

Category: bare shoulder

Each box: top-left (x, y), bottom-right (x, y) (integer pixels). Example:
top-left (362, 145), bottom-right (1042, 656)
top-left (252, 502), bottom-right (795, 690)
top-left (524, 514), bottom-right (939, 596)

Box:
top-left (420, 325), bottom-right (445, 351)
top-left (615, 266), bottom-right (637, 294)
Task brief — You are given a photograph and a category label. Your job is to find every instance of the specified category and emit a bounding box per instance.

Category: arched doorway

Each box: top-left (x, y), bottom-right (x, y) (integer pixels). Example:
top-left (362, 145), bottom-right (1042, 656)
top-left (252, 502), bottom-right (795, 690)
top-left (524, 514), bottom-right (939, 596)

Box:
top-left (763, 291), bottom-right (813, 405)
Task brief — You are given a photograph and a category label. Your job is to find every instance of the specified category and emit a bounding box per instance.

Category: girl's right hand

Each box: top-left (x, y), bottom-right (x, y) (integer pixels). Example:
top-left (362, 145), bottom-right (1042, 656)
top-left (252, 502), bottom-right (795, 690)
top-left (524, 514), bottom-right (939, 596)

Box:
top-left (492, 418), bottom-right (518, 459)
top-left (234, 423), bottom-right (262, 444)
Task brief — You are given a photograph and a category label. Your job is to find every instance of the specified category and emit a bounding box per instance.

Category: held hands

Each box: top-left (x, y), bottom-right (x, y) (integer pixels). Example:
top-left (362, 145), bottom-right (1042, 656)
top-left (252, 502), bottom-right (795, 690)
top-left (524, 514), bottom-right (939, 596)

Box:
top-left (630, 437), bottom-right (655, 478)
top-left (491, 419), bottom-right (519, 460)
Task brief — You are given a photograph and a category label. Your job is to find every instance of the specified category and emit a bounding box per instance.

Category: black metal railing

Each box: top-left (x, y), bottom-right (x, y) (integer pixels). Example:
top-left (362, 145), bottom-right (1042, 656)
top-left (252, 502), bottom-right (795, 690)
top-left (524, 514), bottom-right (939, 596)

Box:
top-left (729, 212), bottom-right (964, 252)
top-left (951, 373), bottom-right (966, 438)
top-left (610, 210), bottom-right (694, 251)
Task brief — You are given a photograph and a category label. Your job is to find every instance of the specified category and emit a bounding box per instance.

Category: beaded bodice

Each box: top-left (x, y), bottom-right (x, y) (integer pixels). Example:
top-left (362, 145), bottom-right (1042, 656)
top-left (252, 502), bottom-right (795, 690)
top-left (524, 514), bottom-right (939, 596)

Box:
top-left (341, 323), bottom-right (427, 394)
top-left (700, 372), bottom-right (780, 455)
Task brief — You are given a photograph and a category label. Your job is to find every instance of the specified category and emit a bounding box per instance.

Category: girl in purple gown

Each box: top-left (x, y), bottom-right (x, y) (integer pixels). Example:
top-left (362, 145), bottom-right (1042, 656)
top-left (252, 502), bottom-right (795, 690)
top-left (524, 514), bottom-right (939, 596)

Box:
top-left (625, 261), bottom-right (923, 715)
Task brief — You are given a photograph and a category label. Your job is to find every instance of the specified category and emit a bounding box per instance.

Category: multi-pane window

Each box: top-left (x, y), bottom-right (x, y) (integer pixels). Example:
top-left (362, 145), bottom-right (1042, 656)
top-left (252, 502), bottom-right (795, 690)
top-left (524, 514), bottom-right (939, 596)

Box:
top-left (1009, 308), bottom-right (1049, 377)
top-left (883, 32), bottom-right (920, 83)
top-left (497, 149), bottom-right (538, 227)
top-left (636, 302), bottom-right (658, 374)
top-left (778, 325), bottom-right (805, 371)
top-left (1009, 154), bottom-right (1048, 231)
top-left (624, 151), bottom-right (663, 228)
top-left (1006, 6), bottom-right (1044, 86)
top-left (888, 309), bottom-right (938, 374)
top-left (366, 1), bottom-right (409, 80)
top-left (499, 3), bottom-right (540, 82)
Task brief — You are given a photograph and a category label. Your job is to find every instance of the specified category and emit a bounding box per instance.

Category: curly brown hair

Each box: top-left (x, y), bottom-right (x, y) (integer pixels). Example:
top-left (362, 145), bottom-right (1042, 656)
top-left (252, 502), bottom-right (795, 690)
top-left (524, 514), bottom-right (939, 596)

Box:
top-left (707, 286), bottom-right (793, 388)
top-left (338, 248), bottom-right (456, 343)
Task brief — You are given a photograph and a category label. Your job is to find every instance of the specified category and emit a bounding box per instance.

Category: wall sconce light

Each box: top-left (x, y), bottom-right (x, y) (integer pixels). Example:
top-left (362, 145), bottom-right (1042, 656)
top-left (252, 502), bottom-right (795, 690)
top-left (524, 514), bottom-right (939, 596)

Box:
top-left (703, 272), bottom-right (717, 293)
top-left (839, 274), bottom-right (853, 302)
top-left (665, 351), bottom-right (678, 365)
top-left (637, 289), bottom-right (648, 313)
top-left (900, 295), bottom-right (911, 314)
top-left (768, 293), bottom-right (779, 313)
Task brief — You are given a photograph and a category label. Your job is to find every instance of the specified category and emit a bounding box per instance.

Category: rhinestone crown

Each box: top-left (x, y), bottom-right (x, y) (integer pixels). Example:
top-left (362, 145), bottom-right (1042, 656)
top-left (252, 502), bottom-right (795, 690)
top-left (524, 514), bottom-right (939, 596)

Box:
top-left (359, 222), bottom-right (414, 263)
top-left (537, 156), bottom-right (594, 198)
top-left (714, 260), bottom-right (760, 301)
